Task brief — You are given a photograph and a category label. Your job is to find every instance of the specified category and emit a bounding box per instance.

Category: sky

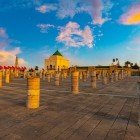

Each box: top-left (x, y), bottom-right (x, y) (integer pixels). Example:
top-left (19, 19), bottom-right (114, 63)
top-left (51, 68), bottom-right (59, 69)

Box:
top-left (0, 0), bottom-right (140, 68)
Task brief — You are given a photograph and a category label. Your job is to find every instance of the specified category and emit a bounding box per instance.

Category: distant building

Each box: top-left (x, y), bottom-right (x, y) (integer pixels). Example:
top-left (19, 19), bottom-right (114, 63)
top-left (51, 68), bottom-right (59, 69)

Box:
top-left (45, 50), bottom-right (70, 71)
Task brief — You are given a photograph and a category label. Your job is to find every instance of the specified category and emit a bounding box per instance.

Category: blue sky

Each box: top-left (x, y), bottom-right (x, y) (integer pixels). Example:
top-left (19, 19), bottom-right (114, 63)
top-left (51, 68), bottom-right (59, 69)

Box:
top-left (0, 0), bottom-right (140, 68)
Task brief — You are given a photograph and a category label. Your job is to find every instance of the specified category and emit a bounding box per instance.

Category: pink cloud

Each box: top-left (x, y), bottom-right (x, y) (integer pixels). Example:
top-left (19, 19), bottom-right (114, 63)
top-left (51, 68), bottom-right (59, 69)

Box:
top-left (0, 28), bottom-right (9, 49)
top-left (88, 0), bottom-right (113, 25)
top-left (0, 42), bottom-right (7, 49)
top-left (36, 1), bottom-right (113, 25)
top-left (0, 27), bottom-right (27, 66)
top-left (57, 22), bottom-right (93, 48)
top-left (0, 28), bottom-right (8, 38)
top-left (88, 0), bottom-right (105, 25)
top-left (36, 4), bottom-right (57, 13)
top-left (56, 0), bottom-right (113, 25)
top-left (0, 47), bottom-right (27, 66)
top-left (56, 0), bottom-right (78, 19)
top-left (119, 3), bottom-right (140, 25)
top-left (37, 24), bottom-right (54, 33)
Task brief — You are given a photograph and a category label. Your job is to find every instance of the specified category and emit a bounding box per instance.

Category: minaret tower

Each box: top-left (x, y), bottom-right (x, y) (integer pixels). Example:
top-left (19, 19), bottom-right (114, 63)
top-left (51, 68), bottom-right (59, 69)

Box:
top-left (15, 55), bottom-right (19, 68)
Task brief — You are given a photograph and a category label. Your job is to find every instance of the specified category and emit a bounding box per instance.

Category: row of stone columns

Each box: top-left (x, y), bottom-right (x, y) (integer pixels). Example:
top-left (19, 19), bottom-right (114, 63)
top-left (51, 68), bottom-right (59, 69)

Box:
top-left (26, 71), bottom-right (77, 109)
top-left (26, 69), bottom-right (129, 87)
top-left (78, 71), bottom-right (126, 85)
top-left (78, 70), bottom-right (127, 83)
top-left (0, 69), bottom-right (23, 87)
top-left (26, 69), bottom-right (130, 109)
top-left (26, 70), bottom-right (68, 81)
top-left (26, 69), bottom-right (130, 82)
top-left (0, 70), bottom-right (11, 87)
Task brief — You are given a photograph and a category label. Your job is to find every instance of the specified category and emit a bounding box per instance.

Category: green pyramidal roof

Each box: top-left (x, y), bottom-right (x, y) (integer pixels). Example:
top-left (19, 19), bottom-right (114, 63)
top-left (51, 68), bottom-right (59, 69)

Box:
top-left (52, 50), bottom-right (63, 56)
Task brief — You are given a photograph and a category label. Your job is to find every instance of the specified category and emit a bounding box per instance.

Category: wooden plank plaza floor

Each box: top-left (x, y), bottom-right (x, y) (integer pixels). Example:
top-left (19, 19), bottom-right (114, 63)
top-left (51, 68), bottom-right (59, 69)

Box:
top-left (0, 76), bottom-right (140, 140)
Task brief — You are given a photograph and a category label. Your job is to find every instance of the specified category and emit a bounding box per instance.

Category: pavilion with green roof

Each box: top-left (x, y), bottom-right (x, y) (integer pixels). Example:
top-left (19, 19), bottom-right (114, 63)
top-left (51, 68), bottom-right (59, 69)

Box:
top-left (45, 50), bottom-right (70, 70)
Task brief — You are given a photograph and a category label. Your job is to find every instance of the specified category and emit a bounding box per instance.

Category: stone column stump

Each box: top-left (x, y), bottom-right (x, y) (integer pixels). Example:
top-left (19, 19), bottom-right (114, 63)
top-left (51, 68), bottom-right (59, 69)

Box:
top-left (103, 75), bottom-right (107, 85)
top-left (79, 72), bottom-right (82, 80)
top-left (83, 72), bottom-right (87, 82)
top-left (115, 71), bottom-right (118, 81)
top-left (5, 71), bottom-right (10, 83)
top-left (0, 71), bottom-right (2, 88)
top-left (63, 72), bottom-right (67, 79)
top-left (110, 73), bottom-right (114, 83)
top-left (71, 71), bottom-right (79, 94)
top-left (27, 77), bottom-right (40, 109)
top-left (55, 73), bottom-right (60, 86)
top-left (91, 71), bottom-right (96, 88)
top-left (46, 73), bottom-right (51, 83)
top-left (42, 71), bottom-right (46, 80)
top-left (121, 70), bottom-right (124, 79)
top-left (23, 71), bottom-right (27, 79)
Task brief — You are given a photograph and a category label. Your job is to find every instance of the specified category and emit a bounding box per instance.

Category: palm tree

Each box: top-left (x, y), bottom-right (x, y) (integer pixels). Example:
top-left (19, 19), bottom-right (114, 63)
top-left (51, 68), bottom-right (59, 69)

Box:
top-left (125, 61), bottom-right (131, 67)
top-left (113, 59), bottom-right (115, 62)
